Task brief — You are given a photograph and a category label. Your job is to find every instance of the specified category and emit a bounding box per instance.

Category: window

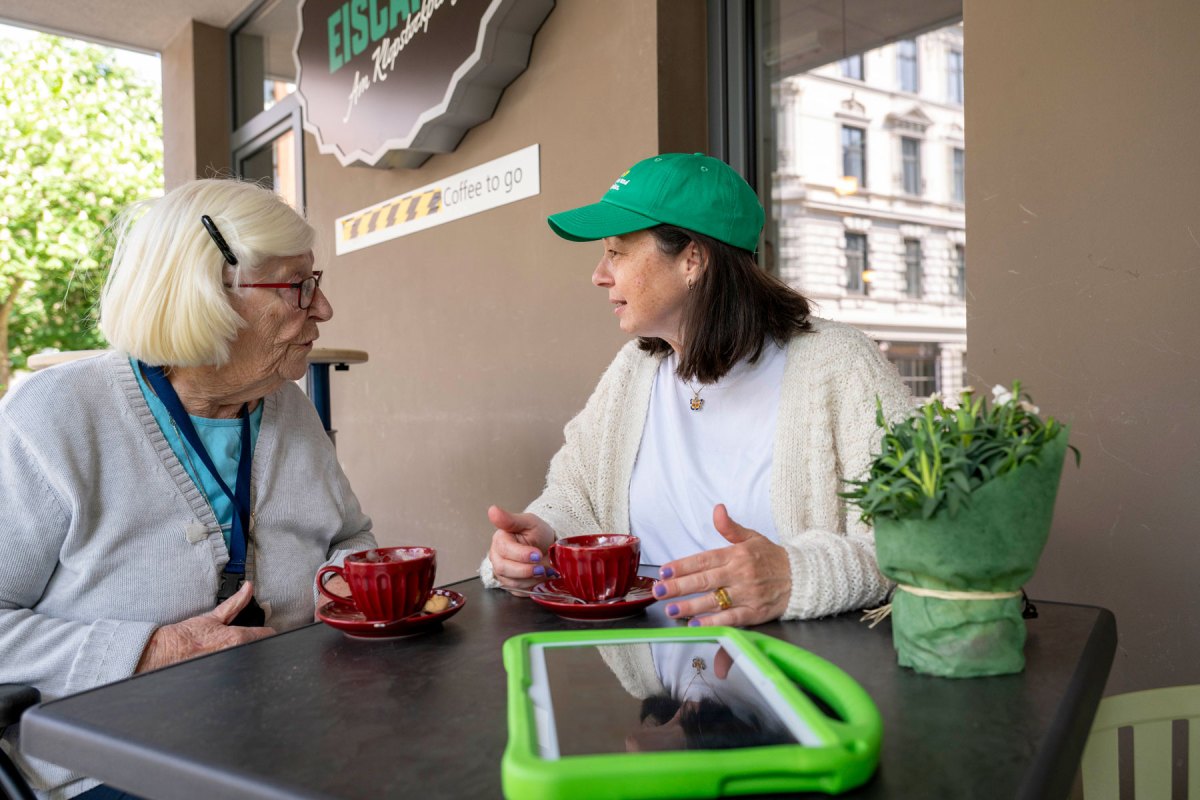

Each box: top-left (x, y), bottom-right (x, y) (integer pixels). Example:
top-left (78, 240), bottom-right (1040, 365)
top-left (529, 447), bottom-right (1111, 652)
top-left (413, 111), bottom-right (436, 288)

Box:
top-left (839, 54), bottom-right (864, 81)
top-left (952, 147), bottom-right (965, 203)
top-left (955, 244), bottom-right (966, 298)
top-left (904, 239), bottom-right (923, 298)
top-left (842, 126), bottom-right (867, 189)
top-left (883, 342), bottom-right (939, 397)
top-left (947, 49), bottom-right (964, 104)
top-left (897, 39), bottom-right (919, 93)
top-left (230, 0), bottom-right (305, 208)
top-left (845, 233), bottom-right (869, 294)
top-left (901, 136), bottom-right (922, 195)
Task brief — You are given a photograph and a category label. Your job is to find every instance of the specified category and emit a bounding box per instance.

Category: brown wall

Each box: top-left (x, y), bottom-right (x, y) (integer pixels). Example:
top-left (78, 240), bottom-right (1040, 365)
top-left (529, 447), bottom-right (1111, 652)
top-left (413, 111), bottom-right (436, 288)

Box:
top-left (305, 1), bottom-right (706, 583)
top-left (966, 0), bottom-right (1200, 694)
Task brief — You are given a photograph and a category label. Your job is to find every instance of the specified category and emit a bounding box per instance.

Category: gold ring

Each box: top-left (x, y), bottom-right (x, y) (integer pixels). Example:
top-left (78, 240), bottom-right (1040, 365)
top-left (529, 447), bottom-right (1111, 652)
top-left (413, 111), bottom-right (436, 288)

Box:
top-left (713, 587), bottom-right (733, 611)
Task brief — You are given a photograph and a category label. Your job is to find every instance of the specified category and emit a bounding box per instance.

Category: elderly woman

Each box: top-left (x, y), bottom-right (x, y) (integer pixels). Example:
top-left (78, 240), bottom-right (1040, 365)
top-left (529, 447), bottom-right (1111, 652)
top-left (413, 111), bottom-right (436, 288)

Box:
top-left (0, 179), bottom-right (375, 798)
top-left (484, 153), bottom-right (911, 626)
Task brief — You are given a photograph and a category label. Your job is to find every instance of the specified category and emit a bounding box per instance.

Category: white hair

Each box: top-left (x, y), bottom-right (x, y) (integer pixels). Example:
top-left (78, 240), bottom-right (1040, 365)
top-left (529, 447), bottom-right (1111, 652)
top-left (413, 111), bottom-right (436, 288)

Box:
top-left (100, 179), bottom-right (316, 367)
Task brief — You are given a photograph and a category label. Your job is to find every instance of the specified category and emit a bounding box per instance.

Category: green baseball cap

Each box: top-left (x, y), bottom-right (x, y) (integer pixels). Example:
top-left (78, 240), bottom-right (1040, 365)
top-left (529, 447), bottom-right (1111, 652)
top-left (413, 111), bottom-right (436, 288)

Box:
top-left (547, 153), bottom-right (764, 252)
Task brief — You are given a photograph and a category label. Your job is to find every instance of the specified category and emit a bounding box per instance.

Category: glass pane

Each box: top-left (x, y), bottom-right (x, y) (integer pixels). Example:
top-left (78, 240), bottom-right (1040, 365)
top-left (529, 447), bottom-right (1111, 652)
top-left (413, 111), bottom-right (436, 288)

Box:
top-left (905, 240), bottom-right (922, 297)
top-left (898, 39), bottom-right (919, 93)
top-left (839, 55), bottom-right (863, 80)
top-left (755, 3), bottom-right (965, 397)
top-left (239, 128), bottom-right (298, 209)
top-left (233, 0), bottom-right (300, 129)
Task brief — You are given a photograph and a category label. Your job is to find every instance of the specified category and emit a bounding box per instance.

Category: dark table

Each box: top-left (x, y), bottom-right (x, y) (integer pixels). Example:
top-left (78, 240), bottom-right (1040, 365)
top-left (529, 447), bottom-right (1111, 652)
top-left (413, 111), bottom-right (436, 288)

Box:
top-left (20, 573), bottom-right (1115, 800)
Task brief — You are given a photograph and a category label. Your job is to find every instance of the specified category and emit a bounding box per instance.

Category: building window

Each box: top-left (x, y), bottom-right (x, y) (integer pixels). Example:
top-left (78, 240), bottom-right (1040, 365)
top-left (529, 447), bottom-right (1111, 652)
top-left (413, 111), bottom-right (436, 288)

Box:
top-left (904, 239), bottom-right (923, 298)
top-left (955, 244), bottom-right (966, 298)
top-left (842, 126), bottom-right (867, 189)
top-left (839, 54), bottom-right (864, 81)
top-left (883, 342), bottom-right (939, 397)
top-left (947, 49), bottom-right (964, 104)
top-left (845, 233), bottom-right (869, 294)
top-left (901, 136), bottom-right (922, 195)
top-left (897, 39), bottom-right (919, 93)
top-left (952, 147), bottom-right (965, 203)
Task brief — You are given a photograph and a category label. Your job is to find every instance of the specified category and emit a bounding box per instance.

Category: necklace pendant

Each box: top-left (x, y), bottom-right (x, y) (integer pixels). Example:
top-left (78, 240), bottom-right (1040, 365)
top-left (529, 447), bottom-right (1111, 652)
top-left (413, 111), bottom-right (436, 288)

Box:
top-left (690, 395), bottom-right (704, 411)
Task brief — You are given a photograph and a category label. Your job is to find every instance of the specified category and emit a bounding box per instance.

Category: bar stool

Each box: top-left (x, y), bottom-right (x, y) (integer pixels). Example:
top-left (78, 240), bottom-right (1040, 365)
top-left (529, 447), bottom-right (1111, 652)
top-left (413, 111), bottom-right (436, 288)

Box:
top-left (305, 348), bottom-right (368, 444)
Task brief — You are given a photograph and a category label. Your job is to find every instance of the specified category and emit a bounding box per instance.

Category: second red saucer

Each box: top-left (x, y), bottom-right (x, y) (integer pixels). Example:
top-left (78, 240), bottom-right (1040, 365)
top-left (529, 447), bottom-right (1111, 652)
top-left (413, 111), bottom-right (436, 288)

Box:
top-left (529, 576), bottom-right (658, 621)
top-left (317, 588), bottom-right (465, 638)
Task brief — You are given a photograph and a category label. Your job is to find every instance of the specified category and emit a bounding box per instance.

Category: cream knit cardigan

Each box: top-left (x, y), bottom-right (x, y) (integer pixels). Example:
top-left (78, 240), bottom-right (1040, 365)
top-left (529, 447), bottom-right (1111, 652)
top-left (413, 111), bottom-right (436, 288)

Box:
top-left (480, 318), bottom-right (914, 619)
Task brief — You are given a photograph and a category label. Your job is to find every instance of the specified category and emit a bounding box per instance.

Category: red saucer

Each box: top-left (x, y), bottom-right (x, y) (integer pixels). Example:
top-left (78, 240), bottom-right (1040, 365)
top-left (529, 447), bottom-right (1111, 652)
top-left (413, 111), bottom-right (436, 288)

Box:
top-left (317, 588), bottom-right (465, 638)
top-left (529, 576), bottom-right (658, 621)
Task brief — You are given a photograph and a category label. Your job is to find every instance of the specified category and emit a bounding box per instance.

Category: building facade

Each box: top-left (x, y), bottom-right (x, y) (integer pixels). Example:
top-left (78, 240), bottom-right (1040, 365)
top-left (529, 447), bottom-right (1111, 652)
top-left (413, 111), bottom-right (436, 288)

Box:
top-left (770, 24), bottom-right (966, 398)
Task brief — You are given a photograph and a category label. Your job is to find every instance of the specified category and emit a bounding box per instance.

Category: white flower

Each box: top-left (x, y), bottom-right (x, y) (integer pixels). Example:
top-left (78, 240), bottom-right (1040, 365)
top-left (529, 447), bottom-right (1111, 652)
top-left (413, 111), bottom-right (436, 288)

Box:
top-left (927, 391), bottom-right (943, 404)
top-left (991, 384), bottom-right (1014, 405)
top-left (1019, 400), bottom-right (1040, 415)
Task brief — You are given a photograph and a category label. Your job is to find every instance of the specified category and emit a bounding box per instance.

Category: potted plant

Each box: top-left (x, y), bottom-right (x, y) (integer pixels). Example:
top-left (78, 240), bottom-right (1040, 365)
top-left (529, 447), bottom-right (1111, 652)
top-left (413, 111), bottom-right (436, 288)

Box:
top-left (842, 384), bottom-right (1079, 678)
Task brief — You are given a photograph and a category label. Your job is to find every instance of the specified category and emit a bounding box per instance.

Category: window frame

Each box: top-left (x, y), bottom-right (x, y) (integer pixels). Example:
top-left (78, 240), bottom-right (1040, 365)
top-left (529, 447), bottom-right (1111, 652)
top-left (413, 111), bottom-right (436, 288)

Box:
top-left (904, 238), bottom-right (923, 298)
top-left (955, 244), bottom-right (966, 299)
top-left (839, 54), bottom-right (864, 81)
top-left (842, 125), bottom-right (867, 189)
top-left (947, 48), bottom-right (964, 104)
top-left (901, 136), bottom-right (923, 196)
top-left (952, 147), bottom-right (965, 204)
top-left (845, 232), bottom-right (869, 295)
top-left (897, 39), bottom-right (920, 93)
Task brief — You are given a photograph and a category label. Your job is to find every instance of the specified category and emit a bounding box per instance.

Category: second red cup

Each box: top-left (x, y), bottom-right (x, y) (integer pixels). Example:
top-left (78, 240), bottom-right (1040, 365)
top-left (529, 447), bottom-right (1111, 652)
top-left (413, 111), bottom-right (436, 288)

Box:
top-left (549, 534), bottom-right (640, 603)
top-left (317, 546), bottom-right (436, 621)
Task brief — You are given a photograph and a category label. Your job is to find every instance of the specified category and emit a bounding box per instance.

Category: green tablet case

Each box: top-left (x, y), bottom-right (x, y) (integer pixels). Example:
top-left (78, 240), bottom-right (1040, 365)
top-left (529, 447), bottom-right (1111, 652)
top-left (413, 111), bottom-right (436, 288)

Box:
top-left (502, 626), bottom-right (881, 799)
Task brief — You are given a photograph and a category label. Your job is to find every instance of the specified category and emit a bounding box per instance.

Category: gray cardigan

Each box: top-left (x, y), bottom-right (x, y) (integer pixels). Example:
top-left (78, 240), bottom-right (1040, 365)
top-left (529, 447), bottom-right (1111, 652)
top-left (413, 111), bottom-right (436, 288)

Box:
top-left (0, 353), bottom-right (376, 797)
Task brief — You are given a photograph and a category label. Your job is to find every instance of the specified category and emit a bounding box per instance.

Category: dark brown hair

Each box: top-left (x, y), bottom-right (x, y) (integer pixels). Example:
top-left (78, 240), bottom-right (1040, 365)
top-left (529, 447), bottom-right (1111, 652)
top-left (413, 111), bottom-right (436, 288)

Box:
top-left (638, 225), bottom-right (812, 383)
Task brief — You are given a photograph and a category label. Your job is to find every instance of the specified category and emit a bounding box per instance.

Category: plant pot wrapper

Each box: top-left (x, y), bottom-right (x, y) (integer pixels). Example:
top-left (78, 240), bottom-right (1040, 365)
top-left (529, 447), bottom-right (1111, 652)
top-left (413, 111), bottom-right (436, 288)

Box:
top-left (873, 428), bottom-right (1070, 678)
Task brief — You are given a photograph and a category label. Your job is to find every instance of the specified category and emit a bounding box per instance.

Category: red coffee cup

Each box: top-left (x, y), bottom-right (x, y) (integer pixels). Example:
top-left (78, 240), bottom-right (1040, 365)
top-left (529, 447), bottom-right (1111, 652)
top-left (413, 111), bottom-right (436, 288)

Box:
top-left (316, 546), bottom-right (436, 621)
top-left (548, 534), bottom-right (640, 603)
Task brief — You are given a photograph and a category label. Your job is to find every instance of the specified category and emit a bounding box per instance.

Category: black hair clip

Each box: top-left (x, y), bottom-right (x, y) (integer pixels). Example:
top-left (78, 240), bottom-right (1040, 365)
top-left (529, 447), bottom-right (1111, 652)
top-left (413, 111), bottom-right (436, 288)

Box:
top-left (200, 215), bottom-right (239, 266)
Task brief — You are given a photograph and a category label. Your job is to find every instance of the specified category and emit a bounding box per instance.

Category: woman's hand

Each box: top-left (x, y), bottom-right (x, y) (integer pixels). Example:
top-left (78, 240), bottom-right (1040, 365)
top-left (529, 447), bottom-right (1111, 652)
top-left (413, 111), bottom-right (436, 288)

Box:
top-left (136, 582), bottom-right (277, 673)
top-left (652, 504), bottom-right (791, 627)
top-left (487, 504), bottom-right (557, 591)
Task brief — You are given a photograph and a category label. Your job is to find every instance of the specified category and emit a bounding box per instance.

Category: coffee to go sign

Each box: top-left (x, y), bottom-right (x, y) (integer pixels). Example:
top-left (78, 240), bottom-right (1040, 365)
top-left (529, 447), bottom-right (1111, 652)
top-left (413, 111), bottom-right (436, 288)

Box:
top-left (296, 0), bottom-right (554, 168)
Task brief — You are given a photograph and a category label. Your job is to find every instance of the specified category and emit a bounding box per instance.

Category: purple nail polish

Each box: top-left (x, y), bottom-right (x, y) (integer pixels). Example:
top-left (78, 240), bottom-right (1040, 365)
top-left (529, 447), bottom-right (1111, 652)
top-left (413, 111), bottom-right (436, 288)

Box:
top-left (660, 566), bottom-right (674, 579)
top-left (653, 583), bottom-right (667, 598)
top-left (688, 618), bottom-right (702, 627)
top-left (529, 552), bottom-right (541, 563)
top-left (666, 604), bottom-right (680, 617)
top-left (533, 565), bottom-right (545, 577)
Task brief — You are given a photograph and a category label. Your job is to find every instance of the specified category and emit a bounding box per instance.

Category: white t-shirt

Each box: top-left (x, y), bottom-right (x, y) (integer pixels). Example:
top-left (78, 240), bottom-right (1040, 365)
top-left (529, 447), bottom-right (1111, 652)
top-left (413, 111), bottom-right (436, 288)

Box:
top-left (629, 341), bottom-right (787, 566)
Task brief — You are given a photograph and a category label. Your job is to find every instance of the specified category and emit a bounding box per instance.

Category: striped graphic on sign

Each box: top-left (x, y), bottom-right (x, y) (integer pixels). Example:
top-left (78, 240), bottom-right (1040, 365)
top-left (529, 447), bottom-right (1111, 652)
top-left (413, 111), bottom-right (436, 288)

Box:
top-left (339, 189), bottom-right (443, 244)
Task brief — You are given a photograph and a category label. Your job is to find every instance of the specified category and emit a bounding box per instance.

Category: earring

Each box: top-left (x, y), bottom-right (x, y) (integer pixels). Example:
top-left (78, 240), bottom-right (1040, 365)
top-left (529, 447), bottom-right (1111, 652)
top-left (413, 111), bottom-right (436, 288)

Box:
top-left (686, 277), bottom-right (695, 291)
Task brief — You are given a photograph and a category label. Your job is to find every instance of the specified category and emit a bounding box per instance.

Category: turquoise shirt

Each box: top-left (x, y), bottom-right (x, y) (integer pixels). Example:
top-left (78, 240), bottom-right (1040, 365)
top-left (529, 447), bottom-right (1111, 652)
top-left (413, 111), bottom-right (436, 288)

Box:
top-left (132, 359), bottom-right (263, 549)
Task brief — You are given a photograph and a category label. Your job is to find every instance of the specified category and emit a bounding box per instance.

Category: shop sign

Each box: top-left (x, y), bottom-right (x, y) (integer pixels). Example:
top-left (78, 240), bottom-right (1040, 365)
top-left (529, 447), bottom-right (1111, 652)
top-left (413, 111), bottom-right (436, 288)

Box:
top-left (335, 144), bottom-right (540, 254)
top-left (295, 0), bottom-right (554, 169)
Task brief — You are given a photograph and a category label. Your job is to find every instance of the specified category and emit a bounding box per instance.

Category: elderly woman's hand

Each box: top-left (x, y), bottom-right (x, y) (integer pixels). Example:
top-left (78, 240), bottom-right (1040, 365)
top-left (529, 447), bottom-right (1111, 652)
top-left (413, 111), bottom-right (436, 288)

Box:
top-left (487, 504), bottom-right (557, 591)
top-left (652, 505), bottom-right (791, 627)
top-left (136, 582), bottom-right (276, 673)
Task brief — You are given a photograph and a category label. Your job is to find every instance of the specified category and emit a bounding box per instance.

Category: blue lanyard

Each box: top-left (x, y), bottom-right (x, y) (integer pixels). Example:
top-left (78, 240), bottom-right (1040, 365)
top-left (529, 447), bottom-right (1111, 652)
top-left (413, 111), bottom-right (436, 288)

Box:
top-left (140, 362), bottom-right (253, 575)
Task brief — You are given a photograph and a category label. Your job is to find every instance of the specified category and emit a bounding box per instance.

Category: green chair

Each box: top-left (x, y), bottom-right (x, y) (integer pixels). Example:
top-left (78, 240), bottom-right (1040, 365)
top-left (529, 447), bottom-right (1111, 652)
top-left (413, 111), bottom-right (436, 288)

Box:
top-left (1081, 685), bottom-right (1200, 799)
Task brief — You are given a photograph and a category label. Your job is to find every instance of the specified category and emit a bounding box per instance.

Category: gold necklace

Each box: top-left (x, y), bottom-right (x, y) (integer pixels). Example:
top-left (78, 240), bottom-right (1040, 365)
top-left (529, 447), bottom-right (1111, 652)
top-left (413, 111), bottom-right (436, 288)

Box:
top-left (685, 379), bottom-right (705, 411)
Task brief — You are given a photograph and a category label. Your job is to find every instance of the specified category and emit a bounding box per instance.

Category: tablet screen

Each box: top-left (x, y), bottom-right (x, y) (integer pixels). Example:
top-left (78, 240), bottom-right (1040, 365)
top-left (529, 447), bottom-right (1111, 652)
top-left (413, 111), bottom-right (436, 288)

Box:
top-left (530, 638), bottom-right (815, 759)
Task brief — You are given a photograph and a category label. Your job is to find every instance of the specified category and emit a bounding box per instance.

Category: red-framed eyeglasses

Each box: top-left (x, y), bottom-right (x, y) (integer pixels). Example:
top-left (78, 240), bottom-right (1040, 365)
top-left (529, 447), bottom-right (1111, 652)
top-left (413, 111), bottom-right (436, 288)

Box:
top-left (225, 271), bottom-right (324, 310)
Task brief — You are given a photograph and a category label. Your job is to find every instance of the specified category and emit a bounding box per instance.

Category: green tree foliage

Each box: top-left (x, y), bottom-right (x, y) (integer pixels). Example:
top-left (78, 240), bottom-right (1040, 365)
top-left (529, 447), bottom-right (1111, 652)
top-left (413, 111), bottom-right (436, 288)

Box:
top-left (0, 33), bottom-right (162, 396)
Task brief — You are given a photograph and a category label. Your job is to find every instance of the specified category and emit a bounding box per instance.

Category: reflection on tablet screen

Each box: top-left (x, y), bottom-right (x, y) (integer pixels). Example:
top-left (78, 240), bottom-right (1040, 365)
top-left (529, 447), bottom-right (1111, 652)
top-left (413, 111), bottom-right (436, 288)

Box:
top-left (544, 640), bottom-right (800, 756)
